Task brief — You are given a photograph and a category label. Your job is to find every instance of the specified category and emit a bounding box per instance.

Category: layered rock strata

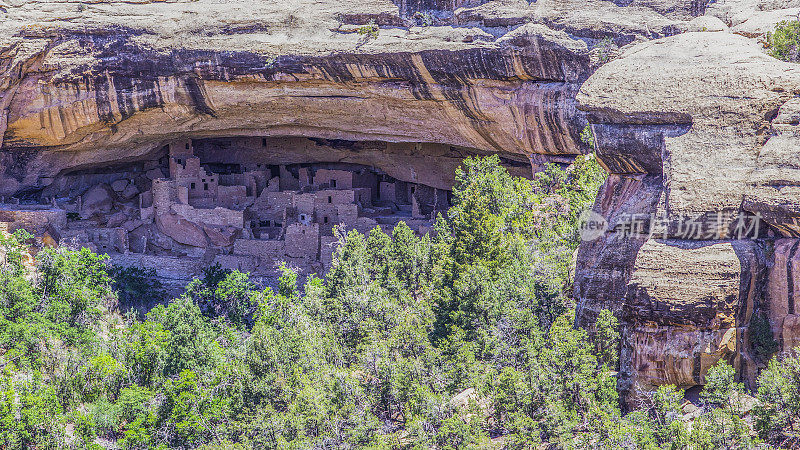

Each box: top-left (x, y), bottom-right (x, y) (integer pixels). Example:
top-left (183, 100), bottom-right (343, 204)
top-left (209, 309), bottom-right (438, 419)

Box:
top-left (575, 29), bottom-right (800, 398)
top-left (0, 0), bottom-right (713, 196)
top-left (0, 0), bottom-right (600, 196)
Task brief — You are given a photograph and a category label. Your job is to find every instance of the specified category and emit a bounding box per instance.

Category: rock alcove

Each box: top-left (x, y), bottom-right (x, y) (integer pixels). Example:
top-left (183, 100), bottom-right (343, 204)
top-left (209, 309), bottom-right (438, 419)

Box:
top-left (0, 135), bottom-right (532, 290)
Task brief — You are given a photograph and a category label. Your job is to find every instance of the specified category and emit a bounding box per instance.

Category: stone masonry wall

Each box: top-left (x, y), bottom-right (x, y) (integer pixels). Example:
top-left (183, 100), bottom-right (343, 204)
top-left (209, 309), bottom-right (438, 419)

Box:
top-left (285, 222), bottom-right (319, 259)
top-left (234, 238), bottom-right (285, 257)
top-left (171, 204), bottom-right (244, 228)
top-left (0, 207), bottom-right (67, 233)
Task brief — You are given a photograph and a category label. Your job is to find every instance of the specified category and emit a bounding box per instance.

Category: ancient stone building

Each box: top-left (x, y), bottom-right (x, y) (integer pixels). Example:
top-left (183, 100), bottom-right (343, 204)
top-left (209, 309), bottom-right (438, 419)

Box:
top-left (0, 138), bottom-right (450, 290)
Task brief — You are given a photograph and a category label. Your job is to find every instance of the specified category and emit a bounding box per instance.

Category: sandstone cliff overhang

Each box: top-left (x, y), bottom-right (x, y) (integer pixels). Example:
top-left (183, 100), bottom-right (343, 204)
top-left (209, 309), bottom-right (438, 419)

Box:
top-left (0, 0), bottom-right (700, 196)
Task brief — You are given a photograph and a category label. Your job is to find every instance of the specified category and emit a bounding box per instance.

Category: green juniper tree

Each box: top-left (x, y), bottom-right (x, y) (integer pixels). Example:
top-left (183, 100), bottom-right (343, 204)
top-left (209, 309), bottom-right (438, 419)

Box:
top-left (6, 154), bottom-right (796, 449)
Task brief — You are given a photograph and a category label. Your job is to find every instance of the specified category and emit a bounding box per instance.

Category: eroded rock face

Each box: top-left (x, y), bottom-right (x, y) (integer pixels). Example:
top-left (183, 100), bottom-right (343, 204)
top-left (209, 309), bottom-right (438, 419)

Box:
top-left (0, 0), bottom-right (591, 196)
top-left (0, 0), bottom-right (712, 196)
top-left (156, 213), bottom-right (207, 248)
top-left (767, 239), bottom-right (800, 351)
top-left (80, 184), bottom-right (113, 220)
top-left (623, 239), bottom-right (762, 391)
top-left (575, 29), bottom-right (800, 399)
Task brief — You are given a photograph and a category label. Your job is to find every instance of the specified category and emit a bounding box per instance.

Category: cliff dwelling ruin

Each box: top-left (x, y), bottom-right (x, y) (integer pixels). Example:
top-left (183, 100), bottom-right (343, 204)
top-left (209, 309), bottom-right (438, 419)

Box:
top-left (8, 0), bottom-right (800, 418)
top-left (0, 136), bottom-right (530, 290)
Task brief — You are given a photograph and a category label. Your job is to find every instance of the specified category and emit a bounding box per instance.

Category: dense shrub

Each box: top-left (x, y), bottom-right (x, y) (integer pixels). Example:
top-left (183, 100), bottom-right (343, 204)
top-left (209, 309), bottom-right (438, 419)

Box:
top-left (769, 20), bottom-right (800, 62)
top-left (2, 154), bottom-right (795, 448)
top-left (753, 348), bottom-right (800, 445)
top-left (109, 265), bottom-right (165, 312)
top-left (751, 310), bottom-right (780, 361)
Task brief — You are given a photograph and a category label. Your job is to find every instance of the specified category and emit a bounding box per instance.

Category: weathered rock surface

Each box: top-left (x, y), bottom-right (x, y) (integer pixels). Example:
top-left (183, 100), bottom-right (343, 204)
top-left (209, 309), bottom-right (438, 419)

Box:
top-left (203, 225), bottom-right (239, 248)
top-left (767, 239), bottom-right (800, 351)
top-left (0, 0), bottom-right (594, 195)
top-left (622, 239), bottom-right (762, 391)
top-left (156, 213), bottom-right (207, 248)
top-left (80, 183), bottom-right (113, 219)
top-left (575, 29), bottom-right (800, 399)
top-left (0, 0), bottom-right (714, 196)
top-left (707, 0), bottom-right (800, 37)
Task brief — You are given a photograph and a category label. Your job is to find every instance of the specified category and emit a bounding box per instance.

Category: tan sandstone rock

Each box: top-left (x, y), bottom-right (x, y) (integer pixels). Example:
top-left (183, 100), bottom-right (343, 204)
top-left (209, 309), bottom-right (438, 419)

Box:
top-left (80, 184), bottom-right (113, 219)
top-left (203, 225), bottom-right (240, 248)
top-left (0, 0), bottom-right (714, 196)
top-left (576, 30), bottom-right (800, 398)
top-left (678, 15), bottom-right (729, 32)
top-left (622, 240), bottom-right (761, 390)
top-left (155, 213), bottom-right (207, 248)
top-left (766, 239), bottom-right (800, 351)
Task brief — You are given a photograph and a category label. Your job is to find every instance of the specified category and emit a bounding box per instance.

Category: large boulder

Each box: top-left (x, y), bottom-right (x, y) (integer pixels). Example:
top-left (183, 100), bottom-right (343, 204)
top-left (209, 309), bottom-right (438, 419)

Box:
top-left (203, 225), bottom-right (240, 248)
top-left (80, 184), bottom-right (114, 219)
top-left (155, 213), bottom-right (208, 248)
